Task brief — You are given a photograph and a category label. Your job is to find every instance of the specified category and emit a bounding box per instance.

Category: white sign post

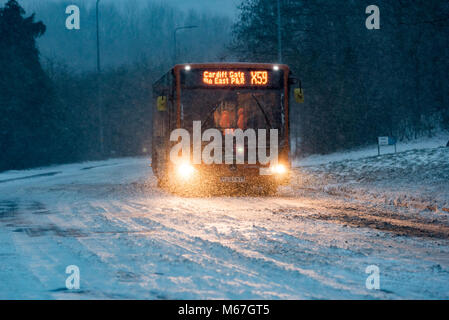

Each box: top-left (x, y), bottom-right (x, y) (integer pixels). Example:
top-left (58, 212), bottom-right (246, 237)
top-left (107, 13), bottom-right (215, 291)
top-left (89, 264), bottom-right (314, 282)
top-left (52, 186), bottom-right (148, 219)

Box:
top-left (378, 136), bottom-right (397, 155)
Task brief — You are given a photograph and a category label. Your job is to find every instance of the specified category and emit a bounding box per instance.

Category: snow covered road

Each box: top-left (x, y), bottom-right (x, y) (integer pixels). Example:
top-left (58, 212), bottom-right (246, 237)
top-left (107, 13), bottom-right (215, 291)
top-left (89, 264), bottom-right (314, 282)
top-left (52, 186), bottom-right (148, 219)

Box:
top-left (0, 156), bottom-right (448, 299)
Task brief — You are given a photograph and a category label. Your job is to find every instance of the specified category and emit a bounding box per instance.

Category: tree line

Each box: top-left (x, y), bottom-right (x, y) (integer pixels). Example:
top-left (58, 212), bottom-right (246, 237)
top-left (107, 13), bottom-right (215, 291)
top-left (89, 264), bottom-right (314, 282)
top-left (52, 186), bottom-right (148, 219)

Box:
top-left (231, 0), bottom-right (449, 155)
top-left (1, 0), bottom-right (448, 172)
top-left (0, 0), bottom-right (231, 171)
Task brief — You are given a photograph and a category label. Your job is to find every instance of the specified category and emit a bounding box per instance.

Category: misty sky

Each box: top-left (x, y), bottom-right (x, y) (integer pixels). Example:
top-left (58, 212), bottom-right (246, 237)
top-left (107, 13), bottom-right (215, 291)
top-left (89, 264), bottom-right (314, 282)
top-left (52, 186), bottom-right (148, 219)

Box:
top-left (0, 0), bottom-right (241, 70)
top-left (152, 0), bottom-right (241, 16)
top-left (97, 0), bottom-right (242, 17)
top-left (1, 0), bottom-right (241, 18)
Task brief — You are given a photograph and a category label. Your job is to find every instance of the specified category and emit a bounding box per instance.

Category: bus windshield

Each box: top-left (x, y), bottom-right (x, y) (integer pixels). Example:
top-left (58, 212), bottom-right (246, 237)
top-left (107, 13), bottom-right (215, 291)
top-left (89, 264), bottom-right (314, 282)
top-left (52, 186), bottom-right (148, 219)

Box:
top-left (181, 89), bottom-right (284, 135)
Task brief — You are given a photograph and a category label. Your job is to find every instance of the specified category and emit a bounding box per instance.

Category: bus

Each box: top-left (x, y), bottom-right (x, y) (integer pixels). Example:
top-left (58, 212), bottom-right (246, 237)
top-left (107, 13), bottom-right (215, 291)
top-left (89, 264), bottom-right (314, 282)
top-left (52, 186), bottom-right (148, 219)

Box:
top-left (152, 63), bottom-right (303, 194)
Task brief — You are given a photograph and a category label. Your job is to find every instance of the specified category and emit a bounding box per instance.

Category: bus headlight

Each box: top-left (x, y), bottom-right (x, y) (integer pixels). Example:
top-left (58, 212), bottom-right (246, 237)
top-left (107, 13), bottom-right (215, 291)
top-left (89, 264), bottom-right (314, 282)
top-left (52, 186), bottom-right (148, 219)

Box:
top-left (177, 163), bottom-right (195, 179)
top-left (271, 164), bottom-right (287, 175)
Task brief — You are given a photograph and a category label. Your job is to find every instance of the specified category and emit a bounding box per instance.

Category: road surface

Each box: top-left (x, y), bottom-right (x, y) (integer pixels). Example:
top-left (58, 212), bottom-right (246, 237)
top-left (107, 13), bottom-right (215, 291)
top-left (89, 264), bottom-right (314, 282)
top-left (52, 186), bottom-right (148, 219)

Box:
top-left (0, 157), bottom-right (448, 299)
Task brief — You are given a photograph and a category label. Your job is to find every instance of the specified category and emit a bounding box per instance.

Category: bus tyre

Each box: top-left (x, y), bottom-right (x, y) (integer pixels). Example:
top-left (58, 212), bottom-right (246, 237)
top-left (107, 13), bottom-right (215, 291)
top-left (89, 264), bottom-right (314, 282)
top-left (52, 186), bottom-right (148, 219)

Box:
top-left (157, 177), bottom-right (169, 189)
top-left (261, 184), bottom-right (277, 196)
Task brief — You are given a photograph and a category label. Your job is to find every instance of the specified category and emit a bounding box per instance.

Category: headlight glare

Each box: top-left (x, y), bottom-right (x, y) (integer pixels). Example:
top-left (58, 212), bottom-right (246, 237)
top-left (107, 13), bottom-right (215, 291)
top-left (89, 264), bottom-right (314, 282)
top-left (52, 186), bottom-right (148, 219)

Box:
top-left (271, 164), bottom-right (287, 175)
top-left (177, 163), bottom-right (195, 179)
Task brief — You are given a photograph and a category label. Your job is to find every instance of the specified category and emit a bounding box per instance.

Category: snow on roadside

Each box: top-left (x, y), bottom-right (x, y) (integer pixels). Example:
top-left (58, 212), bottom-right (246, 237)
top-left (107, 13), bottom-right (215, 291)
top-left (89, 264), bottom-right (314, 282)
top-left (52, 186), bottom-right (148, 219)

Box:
top-left (293, 133), bottom-right (449, 216)
top-left (0, 149), bottom-right (448, 298)
top-left (0, 157), bottom-right (151, 189)
top-left (294, 132), bottom-right (448, 167)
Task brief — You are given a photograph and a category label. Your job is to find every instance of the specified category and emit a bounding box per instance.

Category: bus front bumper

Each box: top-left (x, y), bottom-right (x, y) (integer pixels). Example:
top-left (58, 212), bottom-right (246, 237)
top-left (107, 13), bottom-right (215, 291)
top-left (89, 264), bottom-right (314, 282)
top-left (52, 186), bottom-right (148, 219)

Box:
top-left (167, 164), bottom-right (291, 191)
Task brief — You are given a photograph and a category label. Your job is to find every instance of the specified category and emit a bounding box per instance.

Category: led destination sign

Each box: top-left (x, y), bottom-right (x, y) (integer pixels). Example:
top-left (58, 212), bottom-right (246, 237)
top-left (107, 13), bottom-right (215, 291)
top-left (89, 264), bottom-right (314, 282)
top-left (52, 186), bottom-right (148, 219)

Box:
top-left (181, 68), bottom-right (283, 89)
top-left (202, 70), bottom-right (268, 86)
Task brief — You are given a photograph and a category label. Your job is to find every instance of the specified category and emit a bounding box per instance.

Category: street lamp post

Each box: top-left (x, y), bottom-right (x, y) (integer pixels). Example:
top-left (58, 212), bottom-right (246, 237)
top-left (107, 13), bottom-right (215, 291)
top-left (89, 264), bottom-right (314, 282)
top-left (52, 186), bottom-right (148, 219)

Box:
top-left (96, 0), bottom-right (104, 155)
top-left (277, 0), bottom-right (282, 63)
top-left (173, 25), bottom-right (199, 65)
top-left (96, 0), bottom-right (101, 74)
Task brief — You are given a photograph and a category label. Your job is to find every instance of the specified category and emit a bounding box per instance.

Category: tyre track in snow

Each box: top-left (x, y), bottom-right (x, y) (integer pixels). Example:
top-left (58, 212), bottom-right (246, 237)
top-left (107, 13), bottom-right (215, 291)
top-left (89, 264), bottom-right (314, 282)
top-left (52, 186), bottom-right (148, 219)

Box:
top-left (141, 193), bottom-right (449, 292)
top-left (272, 190), bottom-right (449, 240)
top-left (48, 195), bottom-right (368, 297)
top-left (52, 187), bottom-right (449, 299)
top-left (108, 197), bottom-right (391, 298)
top-left (89, 200), bottom-right (319, 299)
top-left (1, 157), bottom-right (449, 299)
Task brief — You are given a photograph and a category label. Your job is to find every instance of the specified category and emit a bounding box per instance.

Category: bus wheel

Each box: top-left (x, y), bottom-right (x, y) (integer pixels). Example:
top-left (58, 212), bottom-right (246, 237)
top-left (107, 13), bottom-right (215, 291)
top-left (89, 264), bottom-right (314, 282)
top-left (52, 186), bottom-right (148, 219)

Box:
top-left (260, 184), bottom-right (277, 196)
top-left (157, 177), bottom-right (170, 189)
top-left (157, 178), bottom-right (165, 188)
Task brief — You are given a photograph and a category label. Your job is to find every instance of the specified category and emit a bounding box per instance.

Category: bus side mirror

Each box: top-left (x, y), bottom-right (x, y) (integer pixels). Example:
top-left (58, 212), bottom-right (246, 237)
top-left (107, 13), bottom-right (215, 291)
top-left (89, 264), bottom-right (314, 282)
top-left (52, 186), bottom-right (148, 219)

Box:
top-left (294, 88), bottom-right (304, 104)
top-left (157, 96), bottom-right (167, 111)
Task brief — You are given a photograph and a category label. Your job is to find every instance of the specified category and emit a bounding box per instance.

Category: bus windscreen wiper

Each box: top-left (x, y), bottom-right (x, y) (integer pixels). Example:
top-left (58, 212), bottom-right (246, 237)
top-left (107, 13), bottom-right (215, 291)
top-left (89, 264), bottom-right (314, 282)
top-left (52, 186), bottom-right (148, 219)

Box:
top-left (202, 103), bottom-right (221, 128)
top-left (251, 94), bottom-right (272, 129)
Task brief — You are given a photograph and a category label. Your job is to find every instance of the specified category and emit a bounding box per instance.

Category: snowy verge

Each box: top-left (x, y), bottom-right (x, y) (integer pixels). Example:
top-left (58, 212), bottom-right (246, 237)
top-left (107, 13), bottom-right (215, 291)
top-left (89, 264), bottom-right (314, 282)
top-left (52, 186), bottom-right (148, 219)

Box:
top-left (293, 134), bottom-right (449, 215)
top-left (0, 157), bottom-right (151, 187)
top-left (294, 132), bottom-right (448, 167)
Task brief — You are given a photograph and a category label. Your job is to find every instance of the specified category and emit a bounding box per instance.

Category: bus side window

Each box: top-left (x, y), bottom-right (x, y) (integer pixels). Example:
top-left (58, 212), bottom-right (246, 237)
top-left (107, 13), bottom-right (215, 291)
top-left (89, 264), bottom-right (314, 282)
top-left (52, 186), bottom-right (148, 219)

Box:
top-left (153, 103), bottom-right (165, 137)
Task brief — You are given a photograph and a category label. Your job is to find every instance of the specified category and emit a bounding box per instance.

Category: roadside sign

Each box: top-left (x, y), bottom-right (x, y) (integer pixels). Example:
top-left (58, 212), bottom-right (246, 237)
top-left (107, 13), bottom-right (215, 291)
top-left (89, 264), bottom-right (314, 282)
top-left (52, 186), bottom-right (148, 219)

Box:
top-left (378, 136), bottom-right (397, 155)
top-left (388, 137), bottom-right (396, 145)
top-left (378, 136), bottom-right (389, 146)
